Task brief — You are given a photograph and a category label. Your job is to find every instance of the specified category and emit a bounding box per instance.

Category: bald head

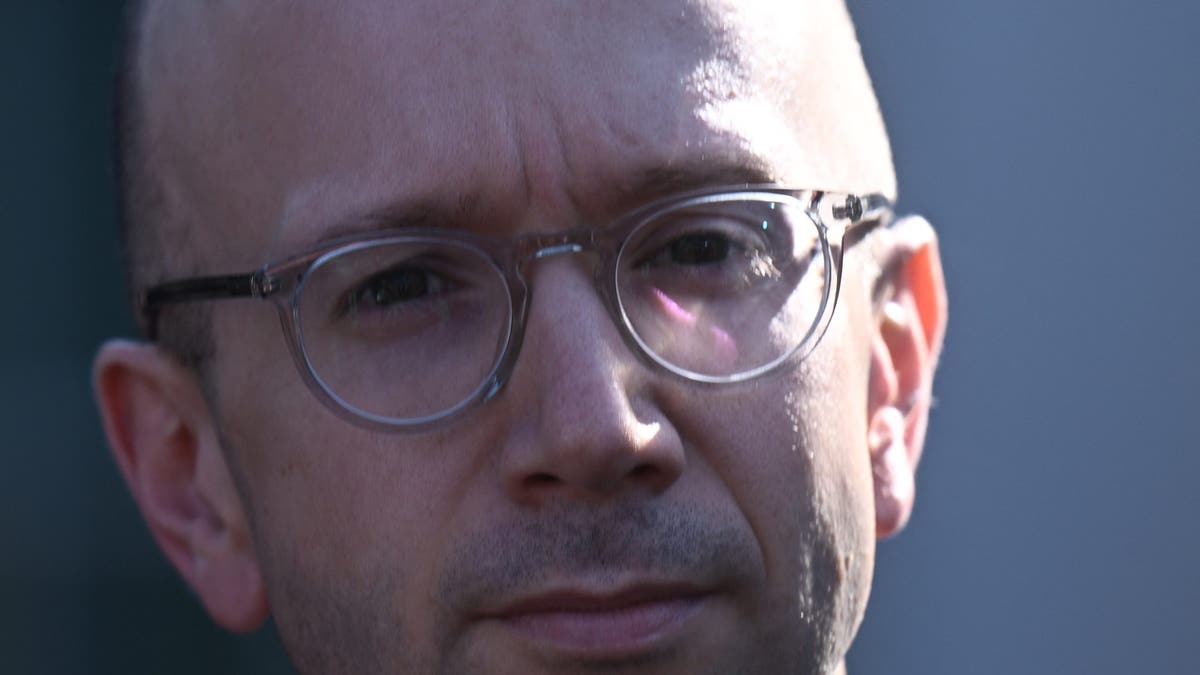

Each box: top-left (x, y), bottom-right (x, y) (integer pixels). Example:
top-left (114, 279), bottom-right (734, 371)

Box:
top-left (118, 0), bottom-right (893, 313)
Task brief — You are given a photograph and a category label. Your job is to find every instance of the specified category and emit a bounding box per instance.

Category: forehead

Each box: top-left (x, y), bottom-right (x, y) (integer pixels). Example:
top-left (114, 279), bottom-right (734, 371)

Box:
top-left (139, 0), bottom-right (894, 262)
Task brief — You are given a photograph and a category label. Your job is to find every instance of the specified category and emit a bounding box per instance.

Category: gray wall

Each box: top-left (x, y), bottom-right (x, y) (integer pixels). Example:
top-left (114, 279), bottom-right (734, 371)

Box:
top-left (3, 1), bottom-right (1196, 673)
top-left (849, 1), bottom-right (1200, 673)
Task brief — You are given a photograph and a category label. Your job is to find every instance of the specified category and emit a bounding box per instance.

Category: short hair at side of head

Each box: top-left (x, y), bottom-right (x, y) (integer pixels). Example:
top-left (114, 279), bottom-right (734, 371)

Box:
top-left (114, 0), bottom-right (215, 375)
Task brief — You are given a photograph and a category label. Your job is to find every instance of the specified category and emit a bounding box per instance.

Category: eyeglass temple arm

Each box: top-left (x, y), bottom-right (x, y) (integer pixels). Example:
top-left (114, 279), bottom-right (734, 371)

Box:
top-left (141, 272), bottom-right (275, 340)
top-left (860, 193), bottom-right (893, 220)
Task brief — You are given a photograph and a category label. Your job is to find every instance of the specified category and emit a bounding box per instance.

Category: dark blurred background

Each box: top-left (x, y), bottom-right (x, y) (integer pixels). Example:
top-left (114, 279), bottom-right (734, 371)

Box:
top-left (3, 1), bottom-right (1197, 673)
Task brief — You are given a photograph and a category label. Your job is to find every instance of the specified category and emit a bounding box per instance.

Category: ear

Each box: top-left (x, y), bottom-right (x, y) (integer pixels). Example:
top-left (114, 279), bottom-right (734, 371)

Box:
top-left (866, 215), bottom-right (948, 538)
top-left (93, 339), bottom-right (269, 632)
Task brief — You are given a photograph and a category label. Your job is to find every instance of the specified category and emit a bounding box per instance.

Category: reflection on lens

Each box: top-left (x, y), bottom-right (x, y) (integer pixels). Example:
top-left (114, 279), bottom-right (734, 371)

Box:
top-left (297, 239), bottom-right (510, 422)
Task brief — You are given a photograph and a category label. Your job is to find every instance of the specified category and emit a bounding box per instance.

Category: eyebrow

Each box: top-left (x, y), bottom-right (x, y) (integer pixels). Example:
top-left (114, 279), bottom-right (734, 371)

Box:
top-left (622, 161), bottom-right (778, 204)
top-left (305, 159), bottom-right (778, 248)
top-left (310, 194), bottom-right (477, 247)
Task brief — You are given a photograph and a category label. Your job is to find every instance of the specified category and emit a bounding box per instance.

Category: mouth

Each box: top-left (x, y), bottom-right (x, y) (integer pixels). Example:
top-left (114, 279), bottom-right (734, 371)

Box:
top-left (480, 582), bottom-right (712, 659)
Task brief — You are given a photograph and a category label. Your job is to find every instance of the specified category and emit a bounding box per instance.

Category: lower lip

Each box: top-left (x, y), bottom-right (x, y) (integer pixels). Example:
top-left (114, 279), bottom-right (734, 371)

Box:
top-left (501, 596), bottom-right (706, 656)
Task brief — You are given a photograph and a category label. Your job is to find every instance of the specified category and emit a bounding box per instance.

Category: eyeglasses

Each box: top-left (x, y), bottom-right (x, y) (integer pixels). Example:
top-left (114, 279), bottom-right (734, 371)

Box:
top-left (143, 186), bottom-right (891, 431)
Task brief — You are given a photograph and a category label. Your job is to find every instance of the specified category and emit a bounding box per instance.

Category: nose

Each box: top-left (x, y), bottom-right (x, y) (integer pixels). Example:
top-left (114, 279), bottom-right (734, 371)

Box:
top-left (496, 257), bottom-right (686, 507)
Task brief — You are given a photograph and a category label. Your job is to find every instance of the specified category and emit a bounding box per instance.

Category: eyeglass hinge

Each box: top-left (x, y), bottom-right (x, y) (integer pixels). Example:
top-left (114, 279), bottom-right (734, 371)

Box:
top-left (249, 271), bottom-right (281, 298)
top-left (831, 195), bottom-right (864, 221)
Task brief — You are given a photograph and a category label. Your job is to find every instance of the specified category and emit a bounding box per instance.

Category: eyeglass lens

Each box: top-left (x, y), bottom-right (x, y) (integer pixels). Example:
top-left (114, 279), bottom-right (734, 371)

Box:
top-left (293, 195), bottom-right (828, 423)
top-left (616, 197), bottom-right (827, 379)
top-left (297, 240), bottom-right (512, 421)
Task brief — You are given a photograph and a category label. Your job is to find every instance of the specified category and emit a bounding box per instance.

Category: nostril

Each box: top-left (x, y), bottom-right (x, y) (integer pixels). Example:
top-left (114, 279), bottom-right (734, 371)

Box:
top-left (628, 461), bottom-right (682, 494)
top-left (523, 472), bottom-right (560, 489)
top-left (628, 463), bottom-right (660, 481)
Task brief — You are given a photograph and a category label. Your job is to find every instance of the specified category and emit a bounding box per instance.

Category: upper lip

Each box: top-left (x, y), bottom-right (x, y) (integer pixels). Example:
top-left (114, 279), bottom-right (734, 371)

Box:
top-left (481, 581), bottom-right (711, 619)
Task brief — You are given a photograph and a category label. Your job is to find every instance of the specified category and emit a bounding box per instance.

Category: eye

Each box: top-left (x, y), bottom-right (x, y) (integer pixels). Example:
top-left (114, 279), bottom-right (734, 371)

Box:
top-left (621, 209), bottom-right (796, 300)
top-left (661, 232), bottom-right (733, 266)
top-left (340, 264), bottom-right (451, 317)
top-left (628, 214), bottom-right (770, 278)
top-left (630, 216), bottom-right (758, 272)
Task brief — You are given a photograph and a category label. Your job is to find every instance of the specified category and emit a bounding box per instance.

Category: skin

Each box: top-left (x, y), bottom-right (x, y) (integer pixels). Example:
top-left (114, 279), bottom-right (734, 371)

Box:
top-left (94, 1), bottom-right (948, 673)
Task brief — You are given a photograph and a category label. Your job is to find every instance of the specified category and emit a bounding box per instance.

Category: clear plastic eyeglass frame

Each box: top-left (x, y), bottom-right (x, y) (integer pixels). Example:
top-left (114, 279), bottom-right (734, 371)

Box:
top-left (142, 185), bottom-right (892, 432)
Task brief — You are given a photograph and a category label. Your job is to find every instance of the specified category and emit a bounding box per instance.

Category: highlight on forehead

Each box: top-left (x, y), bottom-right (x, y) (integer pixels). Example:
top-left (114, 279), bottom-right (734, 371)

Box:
top-left (135, 0), bottom-right (892, 181)
top-left (685, 0), bottom-right (896, 198)
top-left (126, 0), bottom-right (895, 276)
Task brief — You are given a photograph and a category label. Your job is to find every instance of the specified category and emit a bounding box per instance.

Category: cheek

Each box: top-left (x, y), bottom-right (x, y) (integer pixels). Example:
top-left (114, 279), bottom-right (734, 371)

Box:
top-left (804, 382), bottom-right (876, 649)
top-left (666, 340), bottom-right (876, 660)
top-left (210, 305), bottom-right (458, 568)
top-left (222, 407), bottom-right (471, 671)
top-left (209, 314), bottom-right (473, 667)
top-left (797, 345), bottom-right (877, 650)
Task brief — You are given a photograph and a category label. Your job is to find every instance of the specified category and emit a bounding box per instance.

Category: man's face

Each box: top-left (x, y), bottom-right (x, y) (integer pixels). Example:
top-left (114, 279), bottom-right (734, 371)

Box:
top-left (136, 0), bottom-right (904, 672)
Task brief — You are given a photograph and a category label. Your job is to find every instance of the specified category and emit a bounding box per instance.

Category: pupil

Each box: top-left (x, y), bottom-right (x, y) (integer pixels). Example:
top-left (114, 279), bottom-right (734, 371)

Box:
top-left (671, 234), bottom-right (729, 265)
top-left (372, 269), bottom-right (427, 304)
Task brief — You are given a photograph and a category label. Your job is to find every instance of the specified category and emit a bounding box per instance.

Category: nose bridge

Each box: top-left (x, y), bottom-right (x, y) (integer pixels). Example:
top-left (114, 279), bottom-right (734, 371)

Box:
top-left (516, 253), bottom-right (628, 425)
top-left (509, 226), bottom-right (621, 349)
top-left (484, 225), bottom-right (629, 414)
top-left (519, 250), bottom-right (622, 382)
top-left (510, 223), bottom-right (636, 386)
top-left (493, 233), bottom-right (686, 503)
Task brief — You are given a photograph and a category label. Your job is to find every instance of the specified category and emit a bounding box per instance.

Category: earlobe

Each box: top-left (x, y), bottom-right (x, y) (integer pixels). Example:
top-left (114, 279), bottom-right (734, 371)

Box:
top-left (869, 406), bottom-right (915, 536)
top-left (866, 216), bottom-right (948, 539)
top-left (93, 339), bottom-right (269, 632)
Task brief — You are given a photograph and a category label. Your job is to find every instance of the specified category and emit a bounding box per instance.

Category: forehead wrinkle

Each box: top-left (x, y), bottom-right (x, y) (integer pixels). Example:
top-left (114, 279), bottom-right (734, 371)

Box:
top-left (271, 158), bottom-right (779, 258)
top-left (138, 0), bottom-right (893, 273)
top-left (482, 1), bottom-right (738, 222)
